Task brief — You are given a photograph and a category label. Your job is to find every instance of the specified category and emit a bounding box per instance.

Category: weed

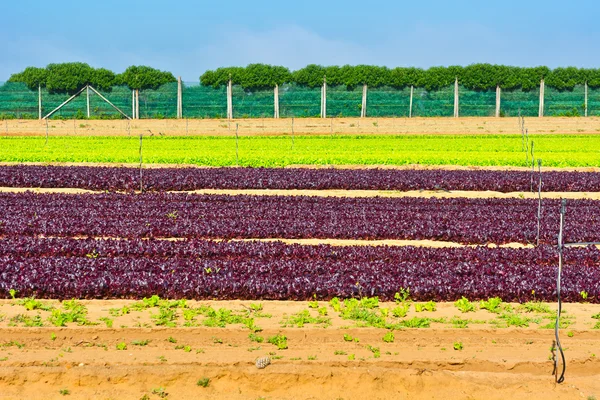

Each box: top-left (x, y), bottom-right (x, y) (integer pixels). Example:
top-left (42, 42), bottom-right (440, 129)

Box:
top-left (521, 301), bottom-right (551, 314)
top-left (382, 331), bottom-right (395, 343)
top-left (454, 297), bottom-right (476, 313)
top-left (414, 301), bottom-right (437, 312)
top-left (343, 334), bottom-right (359, 342)
top-left (398, 317), bottom-right (430, 328)
top-left (50, 332), bottom-right (57, 341)
top-left (99, 317), bottom-right (113, 328)
top-left (167, 337), bottom-right (177, 343)
top-left (450, 316), bottom-right (470, 328)
top-left (348, 354), bottom-right (355, 360)
top-left (394, 288), bottom-right (411, 303)
top-left (151, 307), bottom-right (178, 327)
top-left (151, 387), bottom-right (168, 398)
top-left (249, 303), bottom-right (263, 312)
top-left (249, 333), bottom-right (264, 343)
top-left (197, 377), bottom-right (210, 387)
top-left (16, 297), bottom-right (53, 312)
top-left (567, 331), bottom-right (574, 338)
top-left (212, 337), bottom-right (223, 344)
top-left (267, 333), bottom-right (288, 350)
top-left (307, 355), bottom-right (317, 360)
top-left (366, 345), bottom-right (381, 358)
top-left (334, 350), bottom-right (347, 355)
top-left (10, 314), bottom-right (44, 327)
top-left (48, 300), bottom-right (94, 327)
top-left (280, 310), bottom-right (331, 328)
top-left (132, 340), bottom-right (150, 346)
top-left (392, 304), bottom-right (409, 318)
top-left (480, 297), bottom-right (503, 313)
top-left (59, 389), bottom-right (70, 395)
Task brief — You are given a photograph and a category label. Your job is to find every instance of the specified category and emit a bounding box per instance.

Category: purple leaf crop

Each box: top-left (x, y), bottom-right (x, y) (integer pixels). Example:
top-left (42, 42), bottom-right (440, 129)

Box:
top-left (0, 193), bottom-right (596, 244)
top-left (0, 237), bottom-right (598, 302)
top-left (1, 165), bottom-right (599, 192)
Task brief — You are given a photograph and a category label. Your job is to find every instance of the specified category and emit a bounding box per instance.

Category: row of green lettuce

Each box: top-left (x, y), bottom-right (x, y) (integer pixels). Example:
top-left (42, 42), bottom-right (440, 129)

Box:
top-left (8, 63), bottom-right (600, 94)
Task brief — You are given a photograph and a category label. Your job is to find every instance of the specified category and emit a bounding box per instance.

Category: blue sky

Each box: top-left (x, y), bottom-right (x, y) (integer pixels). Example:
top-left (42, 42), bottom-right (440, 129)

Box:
top-left (1, 0), bottom-right (598, 82)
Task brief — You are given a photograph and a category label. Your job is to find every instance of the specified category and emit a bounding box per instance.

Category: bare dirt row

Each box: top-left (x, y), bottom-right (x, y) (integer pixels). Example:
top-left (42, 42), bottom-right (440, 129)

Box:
top-left (0, 300), bottom-right (599, 399)
top-left (4, 116), bottom-right (600, 137)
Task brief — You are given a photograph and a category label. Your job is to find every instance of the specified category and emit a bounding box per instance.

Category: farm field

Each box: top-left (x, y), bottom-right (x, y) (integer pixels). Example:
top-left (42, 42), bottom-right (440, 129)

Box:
top-left (2, 120), bottom-right (600, 399)
top-left (2, 133), bottom-right (600, 167)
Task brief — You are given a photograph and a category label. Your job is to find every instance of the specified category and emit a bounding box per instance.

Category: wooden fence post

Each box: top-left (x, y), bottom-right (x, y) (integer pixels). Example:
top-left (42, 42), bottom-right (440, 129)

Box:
top-left (454, 77), bottom-right (459, 118)
top-left (585, 81), bottom-right (588, 117)
top-left (38, 84), bottom-right (42, 120)
top-left (132, 90), bottom-right (135, 119)
top-left (321, 76), bottom-right (327, 118)
top-left (136, 89), bottom-right (140, 120)
top-left (361, 84), bottom-right (367, 118)
top-left (409, 85), bottom-right (414, 118)
top-left (274, 84), bottom-right (279, 118)
top-left (177, 77), bottom-right (183, 119)
top-left (495, 85), bottom-right (501, 117)
top-left (86, 85), bottom-right (90, 118)
top-left (227, 79), bottom-right (233, 120)
top-left (538, 79), bottom-right (545, 117)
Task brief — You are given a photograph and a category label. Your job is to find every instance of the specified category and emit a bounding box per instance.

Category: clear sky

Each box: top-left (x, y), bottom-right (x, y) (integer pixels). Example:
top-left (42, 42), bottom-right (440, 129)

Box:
top-left (1, 0), bottom-right (598, 82)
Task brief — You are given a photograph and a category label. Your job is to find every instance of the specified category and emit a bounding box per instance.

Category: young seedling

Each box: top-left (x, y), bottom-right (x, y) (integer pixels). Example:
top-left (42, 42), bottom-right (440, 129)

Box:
top-left (382, 331), bottom-right (395, 343)
top-left (116, 342), bottom-right (127, 350)
top-left (454, 297), bottom-right (476, 313)
top-left (267, 333), bottom-right (288, 350)
top-left (197, 377), bottom-right (210, 387)
top-left (453, 342), bottom-right (464, 351)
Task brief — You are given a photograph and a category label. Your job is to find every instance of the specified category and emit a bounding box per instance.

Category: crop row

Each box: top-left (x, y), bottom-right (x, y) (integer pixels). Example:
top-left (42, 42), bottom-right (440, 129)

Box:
top-left (0, 193), bottom-right (597, 244)
top-left (3, 135), bottom-right (600, 168)
top-left (0, 237), bottom-right (598, 302)
top-left (2, 165), bottom-right (600, 193)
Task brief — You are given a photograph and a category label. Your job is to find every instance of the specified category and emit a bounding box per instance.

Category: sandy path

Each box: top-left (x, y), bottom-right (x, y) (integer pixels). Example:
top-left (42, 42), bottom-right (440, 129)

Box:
top-left (0, 300), bottom-right (598, 399)
top-left (4, 116), bottom-right (600, 137)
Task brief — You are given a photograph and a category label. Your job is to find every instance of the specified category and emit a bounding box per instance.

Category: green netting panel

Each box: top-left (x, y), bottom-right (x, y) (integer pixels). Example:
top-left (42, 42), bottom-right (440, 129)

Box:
top-left (327, 85), bottom-right (361, 117)
top-left (232, 86), bottom-right (273, 118)
top-left (500, 88), bottom-right (539, 117)
top-left (544, 85), bottom-right (585, 117)
top-left (90, 86), bottom-right (132, 119)
top-left (0, 82), bottom-right (38, 118)
top-left (43, 89), bottom-right (88, 119)
top-left (279, 84), bottom-right (320, 118)
top-left (367, 86), bottom-right (410, 117)
top-left (412, 86), bottom-right (454, 117)
top-left (459, 86), bottom-right (496, 117)
top-left (183, 83), bottom-right (227, 118)
top-left (589, 87), bottom-right (600, 117)
top-left (138, 82), bottom-right (177, 119)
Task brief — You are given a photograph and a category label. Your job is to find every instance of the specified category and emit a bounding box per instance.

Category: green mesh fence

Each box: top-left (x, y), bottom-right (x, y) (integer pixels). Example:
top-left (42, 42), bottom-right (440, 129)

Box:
top-left (279, 84), bottom-right (320, 117)
top-left (232, 86), bottom-right (273, 118)
top-left (412, 86), bottom-right (454, 117)
top-left (138, 82), bottom-right (177, 119)
top-left (367, 86), bottom-right (411, 117)
top-left (589, 87), bottom-right (600, 117)
top-left (499, 88), bottom-right (539, 117)
top-left (1, 81), bottom-right (598, 119)
top-left (459, 86), bottom-right (496, 117)
top-left (0, 82), bottom-right (38, 118)
top-left (327, 85), bottom-right (362, 117)
top-left (183, 83), bottom-right (226, 118)
top-left (544, 85), bottom-right (585, 116)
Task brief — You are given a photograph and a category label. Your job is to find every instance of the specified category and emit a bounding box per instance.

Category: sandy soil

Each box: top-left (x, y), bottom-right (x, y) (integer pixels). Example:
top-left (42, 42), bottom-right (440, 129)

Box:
top-left (4, 116), bottom-right (600, 137)
top-left (2, 187), bottom-right (600, 200)
top-left (0, 299), bottom-right (599, 399)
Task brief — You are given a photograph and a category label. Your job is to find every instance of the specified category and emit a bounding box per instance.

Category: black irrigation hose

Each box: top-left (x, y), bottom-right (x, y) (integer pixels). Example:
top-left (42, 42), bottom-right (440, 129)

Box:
top-left (553, 199), bottom-right (566, 383)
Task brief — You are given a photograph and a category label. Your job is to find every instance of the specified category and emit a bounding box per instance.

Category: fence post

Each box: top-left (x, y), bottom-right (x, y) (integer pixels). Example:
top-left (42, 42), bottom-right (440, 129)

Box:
top-left (409, 85), bottom-right (414, 118)
top-left (538, 79), bottom-right (545, 117)
top-left (86, 85), bottom-right (90, 118)
top-left (136, 89), bottom-right (140, 119)
top-left (132, 90), bottom-right (135, 119)
top-left (321, 76), bottom-right (327, 118)
top-left (226, 79), bottom-right (233, 120)
top-left (177, 77), bottom-right (183, 119)
top-left (454, 77), bottom-right (459, 118)
top-left (274, 84), bottom-right (279, 118)
top-left (38, 84), bottom-right (42, 120)
top-left (361, 84), bottom-right (367, 118)
top-left (495, 85), bottom-right (501, 117)
top-left (585, 81), bottom-right (588, 117)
